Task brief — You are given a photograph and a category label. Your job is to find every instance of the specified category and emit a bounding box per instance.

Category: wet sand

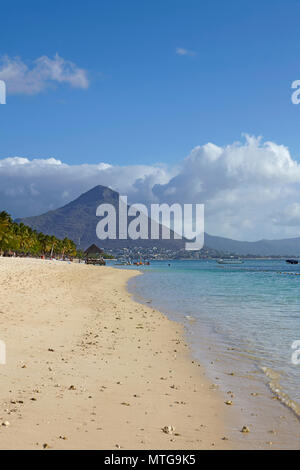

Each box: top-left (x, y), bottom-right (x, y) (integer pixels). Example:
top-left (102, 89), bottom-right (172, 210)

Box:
top-left (0, 258), bottom-right (233, 450)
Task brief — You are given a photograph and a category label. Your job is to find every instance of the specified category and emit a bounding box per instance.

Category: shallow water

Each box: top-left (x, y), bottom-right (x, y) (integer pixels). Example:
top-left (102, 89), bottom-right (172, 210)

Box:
top-left (123, 259), bottom-right (300, 420)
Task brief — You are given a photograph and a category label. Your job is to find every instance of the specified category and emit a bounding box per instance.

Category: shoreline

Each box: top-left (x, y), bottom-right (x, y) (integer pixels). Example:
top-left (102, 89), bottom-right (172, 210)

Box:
top-left (0, 258), bottom-right (232, 450)
top-left (127, 267), bottom-right (300, 450)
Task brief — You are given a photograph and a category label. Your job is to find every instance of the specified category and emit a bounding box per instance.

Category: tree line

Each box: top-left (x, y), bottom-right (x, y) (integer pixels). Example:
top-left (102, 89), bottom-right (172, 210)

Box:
top-left (0, 211), bottom-right (77, 258)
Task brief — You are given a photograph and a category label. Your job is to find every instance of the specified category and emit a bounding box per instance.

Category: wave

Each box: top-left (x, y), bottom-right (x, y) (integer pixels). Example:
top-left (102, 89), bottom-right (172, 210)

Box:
top-left (260, 366), bottom-right (300, 419)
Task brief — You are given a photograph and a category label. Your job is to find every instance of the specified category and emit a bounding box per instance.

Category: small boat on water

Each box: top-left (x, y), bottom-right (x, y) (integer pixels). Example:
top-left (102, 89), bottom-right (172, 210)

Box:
top-left (286, 259), bottom-right (299, 265)
top-left (217, 258), bottom-right (244, 265)
top-left (115, 258), bottom-right (132, 265)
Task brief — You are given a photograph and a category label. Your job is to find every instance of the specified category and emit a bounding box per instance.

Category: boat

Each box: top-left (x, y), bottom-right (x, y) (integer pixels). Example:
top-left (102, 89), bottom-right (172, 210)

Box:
top-left (133, 255), bottom-right (150, 266)
top-left (286, 259), bottom-right (299, 265)
top-left (115, 258), bottom-right (132, 265)
top-left (217, 258), bottom-right (244, 265)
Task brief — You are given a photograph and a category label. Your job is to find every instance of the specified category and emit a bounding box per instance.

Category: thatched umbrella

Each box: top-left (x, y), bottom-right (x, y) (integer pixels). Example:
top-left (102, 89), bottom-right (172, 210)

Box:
top-left (84, 244), bottom-right (104, 258)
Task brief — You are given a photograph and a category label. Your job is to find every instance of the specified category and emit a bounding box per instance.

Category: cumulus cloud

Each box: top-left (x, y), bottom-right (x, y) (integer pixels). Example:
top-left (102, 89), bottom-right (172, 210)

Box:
top-left (1, 135), bottom-right (300, 241)
top-left (272, 203), bottom-right (300, 227)
top-left (0, 156), bottom-right (170, 220)
top-left (175, 47), bottom-right (196, 56)
top-left (0, 54), bottom-right (89, 95)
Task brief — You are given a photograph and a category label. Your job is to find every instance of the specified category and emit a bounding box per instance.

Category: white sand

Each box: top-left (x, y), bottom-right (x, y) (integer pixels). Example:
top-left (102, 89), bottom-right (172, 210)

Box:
top-left (0, 258), bottom-right (234, 450)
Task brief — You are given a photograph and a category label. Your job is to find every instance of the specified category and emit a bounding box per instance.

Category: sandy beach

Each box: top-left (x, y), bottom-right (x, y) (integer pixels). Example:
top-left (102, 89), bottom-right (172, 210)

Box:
top-left (0, 258), bottom-right (235, 450)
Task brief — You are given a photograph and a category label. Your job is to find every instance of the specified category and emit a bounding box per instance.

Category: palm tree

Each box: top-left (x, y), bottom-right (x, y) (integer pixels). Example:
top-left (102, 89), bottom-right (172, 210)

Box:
top-left (0, 210), bottom-right (79, 259)
top-left (0, 211), bottom-right (13, 252)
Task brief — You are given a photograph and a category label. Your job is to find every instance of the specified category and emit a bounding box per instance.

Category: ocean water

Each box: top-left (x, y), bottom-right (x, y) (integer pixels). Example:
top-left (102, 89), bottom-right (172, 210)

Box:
top-left (123, 259), bottom-right (300, 419)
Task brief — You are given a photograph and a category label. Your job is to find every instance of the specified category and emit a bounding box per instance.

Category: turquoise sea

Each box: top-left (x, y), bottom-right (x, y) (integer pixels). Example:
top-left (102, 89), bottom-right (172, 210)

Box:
top-left (120, 259), bottom-right (300, 420)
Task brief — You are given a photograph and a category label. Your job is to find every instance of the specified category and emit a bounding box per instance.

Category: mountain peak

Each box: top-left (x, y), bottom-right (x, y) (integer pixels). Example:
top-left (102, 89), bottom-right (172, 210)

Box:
top-left (71, 185), bottom-right (119, 206)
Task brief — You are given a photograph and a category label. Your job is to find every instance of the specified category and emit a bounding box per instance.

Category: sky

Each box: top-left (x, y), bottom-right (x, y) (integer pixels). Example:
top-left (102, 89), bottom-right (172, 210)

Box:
top-left (1, 0), bottom-right (300, 241)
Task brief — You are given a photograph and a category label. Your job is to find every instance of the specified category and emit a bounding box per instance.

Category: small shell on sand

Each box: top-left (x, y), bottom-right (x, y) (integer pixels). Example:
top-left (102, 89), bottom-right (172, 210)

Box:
top-left (241, 426), bottom-right (250, 433)
top-left (162, 425), bottom-right (175, 435)
top-left (2, 421), bottom-right (10, 427)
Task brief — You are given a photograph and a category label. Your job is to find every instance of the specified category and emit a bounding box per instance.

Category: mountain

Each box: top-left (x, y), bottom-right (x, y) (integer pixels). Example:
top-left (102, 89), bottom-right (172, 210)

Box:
top-left (205, 233), bottom-right (300, 257)
top-left (17, 185), bottom-right (300, 256)
top-left (17, 185), bottom-right (186, 251)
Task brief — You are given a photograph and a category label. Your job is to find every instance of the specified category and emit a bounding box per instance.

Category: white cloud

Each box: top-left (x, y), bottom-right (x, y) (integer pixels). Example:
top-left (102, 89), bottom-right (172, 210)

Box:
top-left (0, 54), bottom-right (89, 95)
top-left (272, 203), bottom-right (300, 227)
top-left (175, 47), bottom-right (196, 56)
top-left (0, 156), bottom-right (170, 221)
top-left (1, 135), bottom-right (300, 241)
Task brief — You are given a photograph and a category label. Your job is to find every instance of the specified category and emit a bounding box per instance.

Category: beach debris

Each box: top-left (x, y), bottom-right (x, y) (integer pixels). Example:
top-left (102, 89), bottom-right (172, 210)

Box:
top-left (121, 402), bottom-right (130, 406)
top-left (225, 400), bottom-right (233, 405)
top-left (241, 426), bottom-right (250, 433)
top-left (251, 392), bottom-right (258, 397)
top-left (170, 384), bottom-right (178, 390)
top-left (162, 425), bottom-right (175, 435)
top-left (21, 364), bottom-right (27, 369)
top-left (59, 435), bottom-right (67, 440)
top-left (48, 348), bottom-right (55, 352)
top-left (68, 385), bottom-right (76, 390)
top-left (2, 421), bottom-right (10, 427)
top-left (43, 443), bottom-right (50, 449)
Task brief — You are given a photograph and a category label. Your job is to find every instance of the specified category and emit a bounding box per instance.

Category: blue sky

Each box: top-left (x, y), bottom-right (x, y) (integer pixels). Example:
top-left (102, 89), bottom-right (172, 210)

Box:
top-left (1, 0), bottom-right (300, 165)
top-left (2, 0), bottom-right (300, 241)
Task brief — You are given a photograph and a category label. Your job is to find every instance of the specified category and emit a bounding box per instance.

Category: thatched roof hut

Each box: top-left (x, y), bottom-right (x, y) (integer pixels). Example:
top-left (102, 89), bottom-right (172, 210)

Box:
top-left (84, 244), bottom-right (104, 257)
